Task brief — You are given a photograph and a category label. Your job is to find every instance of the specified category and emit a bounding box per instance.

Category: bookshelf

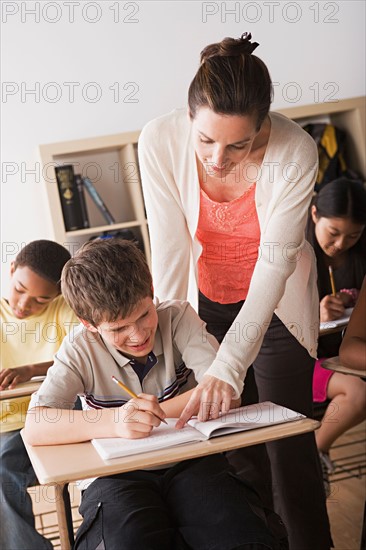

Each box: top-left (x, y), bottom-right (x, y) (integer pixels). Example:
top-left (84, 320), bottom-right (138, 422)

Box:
top-left (278, 96), bottom-right (366, 180)
top-left (39, 131), bottom-right (150, 264)
top-left (40, 97), bottom-right (365, 263)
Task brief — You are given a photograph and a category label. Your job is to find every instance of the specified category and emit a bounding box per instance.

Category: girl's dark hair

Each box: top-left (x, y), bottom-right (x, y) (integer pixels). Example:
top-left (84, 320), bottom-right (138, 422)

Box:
top-left (188, 33), bottom-right (273, 129)
top-left (306, 178), bottom-right (366, 298)
top-left (311, 177), bottom-right (366, 224)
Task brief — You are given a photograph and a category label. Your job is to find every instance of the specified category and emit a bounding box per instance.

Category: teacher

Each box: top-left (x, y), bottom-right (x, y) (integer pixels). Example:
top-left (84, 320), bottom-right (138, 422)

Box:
top-left (139, 33), bottom-right (332, 549)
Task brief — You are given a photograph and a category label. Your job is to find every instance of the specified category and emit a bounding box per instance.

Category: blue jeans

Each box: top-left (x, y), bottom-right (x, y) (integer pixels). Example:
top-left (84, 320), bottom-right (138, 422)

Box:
top-left (0, 430), bottom-right (53, 550)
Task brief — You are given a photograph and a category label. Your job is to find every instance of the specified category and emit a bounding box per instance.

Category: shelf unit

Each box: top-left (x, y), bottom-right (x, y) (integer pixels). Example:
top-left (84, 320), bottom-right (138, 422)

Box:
top-left (40, 97), bottom-right (365, 263)
top-left (278, 96), bottom-right (366, 180)
top-left (39, 131), bottom-right (149, 264)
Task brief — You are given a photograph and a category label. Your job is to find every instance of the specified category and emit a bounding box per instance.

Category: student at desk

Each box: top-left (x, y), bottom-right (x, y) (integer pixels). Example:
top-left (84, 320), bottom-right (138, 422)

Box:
top-left (25, 239), bottom-right (284, 550)
top-left (0, 240), bottom-right (79, 550)
top-left (306, 178), bottom-right (366, 494)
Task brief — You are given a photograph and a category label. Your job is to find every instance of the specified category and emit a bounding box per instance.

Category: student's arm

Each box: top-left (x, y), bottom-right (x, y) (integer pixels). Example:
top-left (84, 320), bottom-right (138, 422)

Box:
top-left (24, 394), bottom-right (166, 446)
top-left (0, 361), bottom-right (52, 390)
top-left (339, 277), bottom-right (366, 370)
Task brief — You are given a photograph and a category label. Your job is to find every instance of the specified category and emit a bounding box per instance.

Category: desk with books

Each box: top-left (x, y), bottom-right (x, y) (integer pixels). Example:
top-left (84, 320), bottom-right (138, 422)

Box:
top-left (21, 414), bottom-right (319, 550)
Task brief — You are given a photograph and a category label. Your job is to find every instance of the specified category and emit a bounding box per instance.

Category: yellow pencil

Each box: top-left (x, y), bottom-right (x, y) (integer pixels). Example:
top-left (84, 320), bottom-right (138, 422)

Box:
top-left (328, 265), bottom-right (337, 296)
top-left (111, 376), bottom-right (168, 424)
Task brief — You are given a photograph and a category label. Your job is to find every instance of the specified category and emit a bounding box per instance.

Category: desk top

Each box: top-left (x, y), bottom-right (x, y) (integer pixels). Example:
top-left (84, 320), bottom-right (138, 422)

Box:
top-left (21, 417), bottom-right (319, 485)
top-left (0, 379), bottom-right (44, 400)
top-left (322, 356), bottom-right (366, 378)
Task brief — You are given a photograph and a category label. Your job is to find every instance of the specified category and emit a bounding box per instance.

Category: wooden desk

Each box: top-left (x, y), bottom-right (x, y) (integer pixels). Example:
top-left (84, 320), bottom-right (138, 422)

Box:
top-left (0, 376), bottom-right (44, 400)
top-left (21, 417), bottom-right (319, 550)
top-left (319, 324), bottom-right (347, 336)
top-left (0, 379), bottom-right (44, 400)
top-left (322, 356), bottom-right (366, 378)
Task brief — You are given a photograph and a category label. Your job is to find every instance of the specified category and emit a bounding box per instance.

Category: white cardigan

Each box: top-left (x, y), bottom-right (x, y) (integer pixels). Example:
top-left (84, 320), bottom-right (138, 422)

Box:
top-left (138, 108), bottom-right (319, 397)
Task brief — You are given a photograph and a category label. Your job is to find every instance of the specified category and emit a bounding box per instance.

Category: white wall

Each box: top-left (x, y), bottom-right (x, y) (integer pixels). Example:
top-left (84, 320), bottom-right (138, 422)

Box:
top-left (1, 0), bottom-right (365, 294)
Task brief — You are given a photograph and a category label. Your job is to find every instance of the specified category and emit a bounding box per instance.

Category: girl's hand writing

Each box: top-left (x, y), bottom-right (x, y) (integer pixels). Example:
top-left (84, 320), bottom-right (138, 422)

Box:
top-left (320, 294), bottom-right (345, 322)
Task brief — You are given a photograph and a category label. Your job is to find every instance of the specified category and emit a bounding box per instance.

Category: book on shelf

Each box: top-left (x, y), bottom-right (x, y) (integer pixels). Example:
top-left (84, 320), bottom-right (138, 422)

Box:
top-left (54, 165), bottom-right (86, 231)
top-left (82, 177), bottom-right (115, 225)
top-left (74, 174), bottom-right (90, 229)
top-left (91, 401), bottom-right (305, 460)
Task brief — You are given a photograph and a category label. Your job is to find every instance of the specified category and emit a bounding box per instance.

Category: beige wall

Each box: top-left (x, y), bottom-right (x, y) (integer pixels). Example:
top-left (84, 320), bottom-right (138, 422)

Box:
top-left (1, 0), bottom-right (365, 294)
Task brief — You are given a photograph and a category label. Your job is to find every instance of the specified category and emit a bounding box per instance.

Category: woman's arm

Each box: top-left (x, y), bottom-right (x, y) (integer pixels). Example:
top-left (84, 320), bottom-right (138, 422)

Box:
top-left (138, 116), bottom-right (193, 301)
top-left (203, 127), bottom-right (319, 393)
top-left (179, 122), bottom-right (319, 422)
top-left (339, 276), bottom-right (366, 370)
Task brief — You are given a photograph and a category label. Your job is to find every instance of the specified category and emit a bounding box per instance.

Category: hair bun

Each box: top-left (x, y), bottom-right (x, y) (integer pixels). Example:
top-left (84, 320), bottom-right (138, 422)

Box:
top-left (200, 32), bottom-right (259, 63)
top-left (239, 32), bottom-right (260, 53)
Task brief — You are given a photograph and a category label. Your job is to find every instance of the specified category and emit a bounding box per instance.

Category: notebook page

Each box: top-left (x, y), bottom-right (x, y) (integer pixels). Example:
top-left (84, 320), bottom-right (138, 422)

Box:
top-left (91, 419), bottom-right (203, 460)
top-left (320, 307), bottom-right (353, 331)
top-left (188, 401), bottom-right (305, 439)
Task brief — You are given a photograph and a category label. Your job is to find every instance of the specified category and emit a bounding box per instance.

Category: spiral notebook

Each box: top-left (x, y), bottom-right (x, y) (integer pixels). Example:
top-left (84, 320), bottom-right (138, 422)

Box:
top-left (91, 401), bottom-right (305, 460)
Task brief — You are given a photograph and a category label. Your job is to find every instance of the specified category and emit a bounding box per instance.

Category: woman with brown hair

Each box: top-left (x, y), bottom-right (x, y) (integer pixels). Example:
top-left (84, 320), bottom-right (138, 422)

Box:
top-left (139, 33), bottom-right (332, 549)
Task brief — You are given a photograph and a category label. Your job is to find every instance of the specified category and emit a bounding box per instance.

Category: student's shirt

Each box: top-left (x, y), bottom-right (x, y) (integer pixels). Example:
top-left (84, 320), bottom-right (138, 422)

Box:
top-left (29, 299), bottom-right (219, 412)
top-left (0, 296), bottom-right (79, 433)
top-left (29, 299), bottom-right (219, 488)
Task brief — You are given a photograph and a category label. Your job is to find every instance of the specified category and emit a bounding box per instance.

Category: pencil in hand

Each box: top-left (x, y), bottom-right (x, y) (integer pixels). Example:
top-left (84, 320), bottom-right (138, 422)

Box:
top-left (328, 265), bottom-right (337, 296)
top-left (111, 376), bottom-right (168, 424)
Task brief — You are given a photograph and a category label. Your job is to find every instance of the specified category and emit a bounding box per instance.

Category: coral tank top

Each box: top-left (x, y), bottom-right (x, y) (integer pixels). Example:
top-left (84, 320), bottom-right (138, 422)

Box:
top-left (196, 184), bottom-right (260, 304)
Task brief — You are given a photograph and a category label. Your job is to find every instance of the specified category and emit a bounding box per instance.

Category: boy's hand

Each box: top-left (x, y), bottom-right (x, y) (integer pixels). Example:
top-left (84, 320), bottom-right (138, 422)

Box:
top-left (0, 366), bottom-right (33, 390)
top-left (320, 294), bottom-right (345, 323)
top-left (113, 393), bottom-right (167, 439)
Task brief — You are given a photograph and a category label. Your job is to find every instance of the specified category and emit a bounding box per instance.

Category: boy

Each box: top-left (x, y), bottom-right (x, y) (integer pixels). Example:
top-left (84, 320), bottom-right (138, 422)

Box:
top-left (25, 239), bottom-right (278, 550)
top-left (0, 240), bottom-right (79, 550)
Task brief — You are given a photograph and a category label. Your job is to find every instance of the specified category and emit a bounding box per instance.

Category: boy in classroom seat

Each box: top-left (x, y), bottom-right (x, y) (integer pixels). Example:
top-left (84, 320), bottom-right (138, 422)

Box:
top-left (0, 240), bottom-right (79, 550)
top-left (24, 238), bottom-right (285, 550)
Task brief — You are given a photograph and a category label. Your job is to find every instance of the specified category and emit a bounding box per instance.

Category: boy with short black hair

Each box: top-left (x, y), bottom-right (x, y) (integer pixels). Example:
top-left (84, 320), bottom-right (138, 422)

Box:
top-left (25, 239), bottom-right (278, 550)
top-left (0, 239), bottom-right (79, 550)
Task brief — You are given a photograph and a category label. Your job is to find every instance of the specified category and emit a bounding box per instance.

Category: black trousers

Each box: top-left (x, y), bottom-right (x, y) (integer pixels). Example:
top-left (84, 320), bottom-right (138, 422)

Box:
top-left (199, 292), bottom-right (333, 550)
top-left (74, 454), bottom-right (279, 550)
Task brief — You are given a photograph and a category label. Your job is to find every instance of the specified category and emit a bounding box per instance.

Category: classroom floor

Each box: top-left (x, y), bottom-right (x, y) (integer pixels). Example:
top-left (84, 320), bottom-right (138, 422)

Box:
top-left (31, 421), bottom-right (366, 550)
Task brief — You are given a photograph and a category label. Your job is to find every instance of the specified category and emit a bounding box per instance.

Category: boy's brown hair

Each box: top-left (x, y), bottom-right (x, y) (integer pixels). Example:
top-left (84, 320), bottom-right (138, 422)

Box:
top-left (61, 239), bottom-right (153, 326)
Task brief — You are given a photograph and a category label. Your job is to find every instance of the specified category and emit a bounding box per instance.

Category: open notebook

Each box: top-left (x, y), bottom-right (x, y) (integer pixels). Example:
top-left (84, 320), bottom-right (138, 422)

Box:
top-left (91, 401), bottom-right (305, 460)
top-left (320, 307), bottom-right (353, 331)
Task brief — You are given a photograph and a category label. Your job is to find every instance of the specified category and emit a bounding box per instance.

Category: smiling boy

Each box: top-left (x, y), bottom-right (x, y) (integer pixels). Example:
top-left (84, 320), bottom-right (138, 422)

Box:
top-left (24, 238), bottom-right (278, 550)
top-left (0, 240), bottom-right (79, 550)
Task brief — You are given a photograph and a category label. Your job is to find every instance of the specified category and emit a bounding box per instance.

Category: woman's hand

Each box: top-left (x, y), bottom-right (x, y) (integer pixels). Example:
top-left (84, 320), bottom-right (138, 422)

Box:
top-left (320, 294), bottom-right (345, 322)
top-left (176, 375), bottom-right (235, 428)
